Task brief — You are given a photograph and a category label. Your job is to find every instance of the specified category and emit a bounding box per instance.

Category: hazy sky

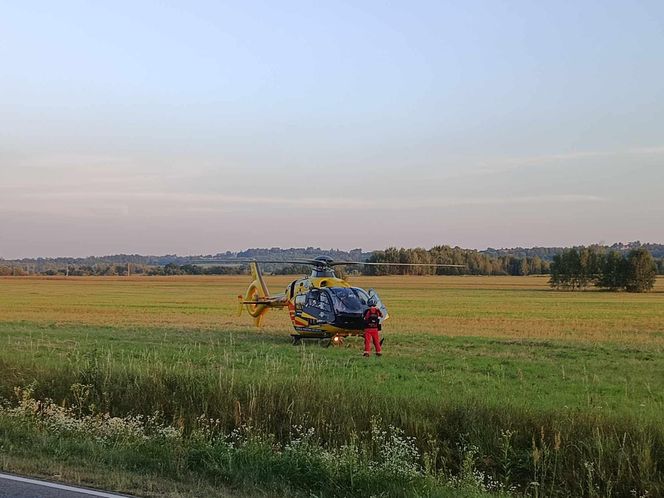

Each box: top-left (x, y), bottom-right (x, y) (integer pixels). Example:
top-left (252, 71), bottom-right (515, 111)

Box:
top-left (2, 1), bottom-right (663, 258)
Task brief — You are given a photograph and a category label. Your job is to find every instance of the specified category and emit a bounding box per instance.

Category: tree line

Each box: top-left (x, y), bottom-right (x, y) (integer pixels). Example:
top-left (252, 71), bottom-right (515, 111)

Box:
top-left (483, 241), bottom-right (664, 260)
top-left (549, 247), bottom-right (657, 292)
top-left (0, 248), bottom-right (368, 276)
top-left (365, 246), bottom-right (550, 275)
top-left (2, 245), bottom-right (662, 280)
top-left (0, 263), bottom-right (245, 277)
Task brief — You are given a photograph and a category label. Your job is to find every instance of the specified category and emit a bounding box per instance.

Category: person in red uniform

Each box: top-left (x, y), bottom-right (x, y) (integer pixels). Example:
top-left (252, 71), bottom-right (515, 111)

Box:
top-left (363, 298), bottom-right (383, 357)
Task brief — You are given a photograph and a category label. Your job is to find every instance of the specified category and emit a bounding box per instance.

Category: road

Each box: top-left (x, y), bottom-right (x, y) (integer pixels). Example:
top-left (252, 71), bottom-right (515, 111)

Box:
top-left (0, 473), bottom-right (130, 498)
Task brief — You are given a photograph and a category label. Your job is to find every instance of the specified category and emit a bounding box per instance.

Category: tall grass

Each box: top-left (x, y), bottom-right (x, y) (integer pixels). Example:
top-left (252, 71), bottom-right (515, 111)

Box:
top-left (0, 384), bottom-right (503, 497)
top-left (0, 342), bottom-right (661, 497)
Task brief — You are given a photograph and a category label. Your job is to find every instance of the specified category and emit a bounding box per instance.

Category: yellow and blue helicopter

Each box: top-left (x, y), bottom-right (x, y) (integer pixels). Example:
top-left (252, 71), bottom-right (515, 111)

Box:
top-left (198, 256), bottom-right (463, 345)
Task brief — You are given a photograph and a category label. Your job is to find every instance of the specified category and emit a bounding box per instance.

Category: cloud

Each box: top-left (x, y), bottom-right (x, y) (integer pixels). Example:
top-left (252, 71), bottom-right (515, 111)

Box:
top-left (0, 189), bottom-right (605, 217)
top-left (455, 145), bottom-right (664, 179)
top-left (0, 150), bottom-right (612, 219)
top-left (390, 194), bottom-right (605, 209)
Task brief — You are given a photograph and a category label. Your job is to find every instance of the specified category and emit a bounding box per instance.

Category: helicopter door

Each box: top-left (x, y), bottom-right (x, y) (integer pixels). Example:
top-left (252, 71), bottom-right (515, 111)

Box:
top-left (303, 289), bottom-right (334, 323)
top-left (367, 288), bottom-right (389, 321)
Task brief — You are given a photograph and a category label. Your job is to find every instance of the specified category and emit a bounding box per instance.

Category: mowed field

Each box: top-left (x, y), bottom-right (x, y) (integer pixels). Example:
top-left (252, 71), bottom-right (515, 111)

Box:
top-left (2, 275), bottom-right (664, 343)
top-left (0, 275), bottom-right (663, 497)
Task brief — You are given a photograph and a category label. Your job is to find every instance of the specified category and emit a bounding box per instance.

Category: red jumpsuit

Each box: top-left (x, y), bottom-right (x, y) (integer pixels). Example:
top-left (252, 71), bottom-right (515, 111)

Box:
top-left (363, 306), bottom-right (383, 356)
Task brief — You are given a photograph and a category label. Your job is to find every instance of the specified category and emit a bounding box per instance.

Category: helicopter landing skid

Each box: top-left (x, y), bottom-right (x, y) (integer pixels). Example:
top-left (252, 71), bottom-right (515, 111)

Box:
top-left (291, 334), bottom-right (347, 347)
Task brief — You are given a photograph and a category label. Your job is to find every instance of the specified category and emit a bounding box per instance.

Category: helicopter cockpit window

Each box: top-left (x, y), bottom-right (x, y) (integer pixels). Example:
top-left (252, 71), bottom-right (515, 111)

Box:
top-left (306, 290), bottom-right (320, 306)
top-left (329, 287), bottom-right (365, 313)
top-left (318, 292), bottom-right (333, 312)
top-left (295, 294), bottom-right (306, 309)
top-left (353, 287), bottom-right (369, 306)
top-left (304, 290), bottom-right (331, 311)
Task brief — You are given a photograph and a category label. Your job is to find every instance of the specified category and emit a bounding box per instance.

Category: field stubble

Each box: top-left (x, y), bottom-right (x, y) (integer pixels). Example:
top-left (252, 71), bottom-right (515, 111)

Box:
top-left (1, 275), bottom-right (663, 343)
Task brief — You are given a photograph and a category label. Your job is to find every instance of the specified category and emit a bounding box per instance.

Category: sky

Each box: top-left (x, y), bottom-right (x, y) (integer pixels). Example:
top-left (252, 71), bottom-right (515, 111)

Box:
top-left (1, 0), bottom-right (663, 258)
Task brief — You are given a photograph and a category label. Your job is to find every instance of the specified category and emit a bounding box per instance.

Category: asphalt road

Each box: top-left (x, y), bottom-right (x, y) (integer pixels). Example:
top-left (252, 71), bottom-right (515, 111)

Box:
top-left (0, 473), bottom-right (130, 498)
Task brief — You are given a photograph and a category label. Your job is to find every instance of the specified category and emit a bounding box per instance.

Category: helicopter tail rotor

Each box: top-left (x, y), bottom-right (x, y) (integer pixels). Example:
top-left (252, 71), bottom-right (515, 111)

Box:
top-left (238, 262), bottom-right (290, 327)
top-left (237, 262), bottom-right (272, 326)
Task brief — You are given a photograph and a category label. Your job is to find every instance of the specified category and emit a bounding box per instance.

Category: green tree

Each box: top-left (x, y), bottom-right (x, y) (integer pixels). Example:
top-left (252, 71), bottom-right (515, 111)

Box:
top-left (549, 253), bottom-right (567, 288)
top-left (163, 263), bottom-right (182, 276)
top-left (624, 248), bottom-right (656, 293)
top-left (549, 248), bottom-right (600, 290)
top-left (656, 258), bottom-right (664, 275)
top-left (597, 251), bottom-right (627, 291)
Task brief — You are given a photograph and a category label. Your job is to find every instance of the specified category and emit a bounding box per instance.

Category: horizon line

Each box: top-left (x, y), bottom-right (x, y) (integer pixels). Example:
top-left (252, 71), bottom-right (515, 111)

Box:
top-left (2, 240), bottom-right (662, 261)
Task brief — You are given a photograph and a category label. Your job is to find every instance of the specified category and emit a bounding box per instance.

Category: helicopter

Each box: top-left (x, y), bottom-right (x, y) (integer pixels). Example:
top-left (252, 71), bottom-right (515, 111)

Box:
top-left (197, 256), bottom-right (464, 346)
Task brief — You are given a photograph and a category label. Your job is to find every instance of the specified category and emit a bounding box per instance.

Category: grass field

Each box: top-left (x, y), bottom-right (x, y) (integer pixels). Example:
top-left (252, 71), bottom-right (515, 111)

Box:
top-left (0, 275), bottom-right (663, 497)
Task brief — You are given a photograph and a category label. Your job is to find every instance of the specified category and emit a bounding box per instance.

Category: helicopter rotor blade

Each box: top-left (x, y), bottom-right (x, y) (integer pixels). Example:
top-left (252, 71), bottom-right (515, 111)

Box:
top-left (191, 258), bottom-right (465, 268)
top-left (190, 259), bottom-right (316, 265)
top-left (331, 261), bottom-right (466, 268)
